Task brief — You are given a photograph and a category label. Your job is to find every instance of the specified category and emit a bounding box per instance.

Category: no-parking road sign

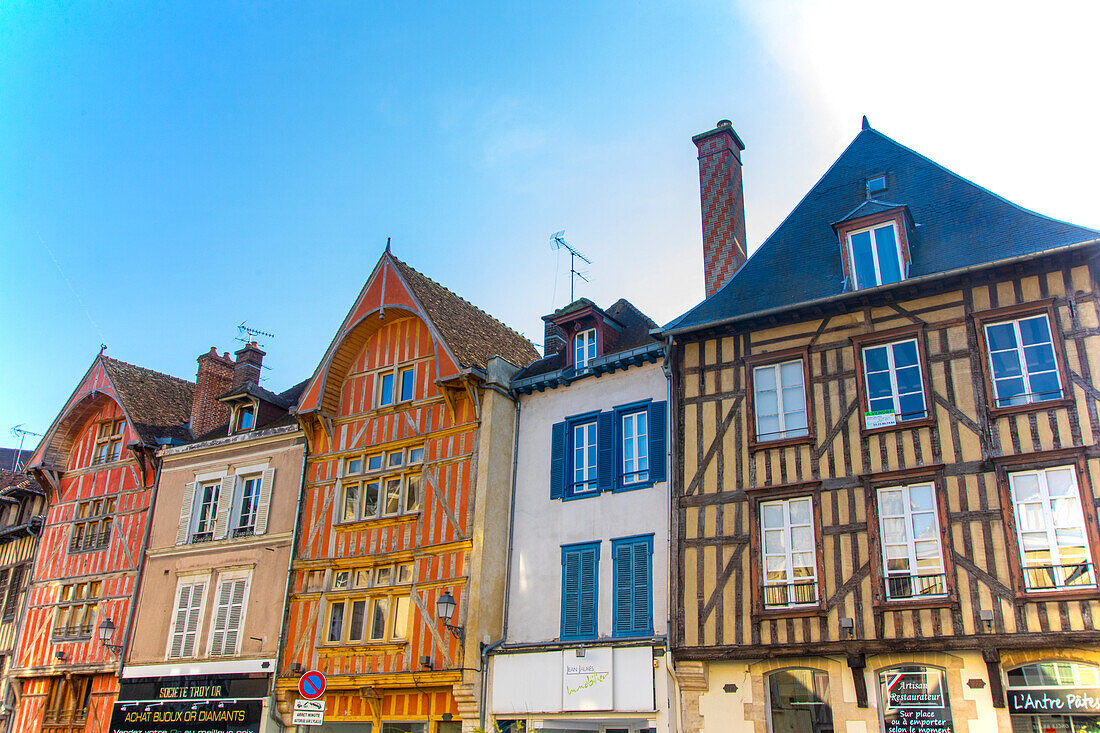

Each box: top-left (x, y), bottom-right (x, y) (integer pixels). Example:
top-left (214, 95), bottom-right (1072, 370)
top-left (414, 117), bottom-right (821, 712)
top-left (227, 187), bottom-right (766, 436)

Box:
top-left (298, 669), bottom-right (327, 699)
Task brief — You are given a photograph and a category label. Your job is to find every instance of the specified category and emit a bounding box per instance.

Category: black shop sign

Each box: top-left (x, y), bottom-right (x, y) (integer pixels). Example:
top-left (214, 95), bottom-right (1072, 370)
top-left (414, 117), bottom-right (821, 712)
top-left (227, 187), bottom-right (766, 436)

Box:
top-left (118, 676), bottom-right (269, 702)
top-left (109, 699), bottom-right (262, 733)
top-left (1008, 688), bottom-right (1100, 715)
top-left (880, 668), bottom-right (954, 733)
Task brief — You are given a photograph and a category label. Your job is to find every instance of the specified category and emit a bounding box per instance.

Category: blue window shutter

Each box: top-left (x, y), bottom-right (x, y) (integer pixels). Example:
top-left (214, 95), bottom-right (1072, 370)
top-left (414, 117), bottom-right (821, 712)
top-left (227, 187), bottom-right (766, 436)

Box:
top-left (648, 401), bottom-right (667, 483)
top-left (562, 543), bottom-right (599, 640)
top-left (597, 411), bottom-right (615, 492)
top-left (578, 545), bottom-right (598, 637)
top-left (561, 549), bottom-right (579, 637)
top-left (550, 421), bottom-right (566, 500)
top-left (613, 542), bottom-right (633, 636)
top-left (633, 540), bottom-right (653, 634)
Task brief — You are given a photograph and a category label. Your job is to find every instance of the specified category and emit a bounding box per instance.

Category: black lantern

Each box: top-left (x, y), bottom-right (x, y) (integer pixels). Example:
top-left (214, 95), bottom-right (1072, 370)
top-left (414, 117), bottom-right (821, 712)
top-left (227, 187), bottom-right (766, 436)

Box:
top-left (97, 618), bottom-right (123, 657)
top-left (435, 591), bottom-right (463, 641)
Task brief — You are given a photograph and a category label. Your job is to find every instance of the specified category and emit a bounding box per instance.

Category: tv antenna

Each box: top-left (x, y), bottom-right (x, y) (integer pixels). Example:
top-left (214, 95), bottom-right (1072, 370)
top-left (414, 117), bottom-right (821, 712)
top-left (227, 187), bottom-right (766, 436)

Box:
top-left (550, 230), bottom-right (591, 303)
top-left (9, 425), bottom-right (43, 471)
top-left (236, 322), bottom-right (275, 348)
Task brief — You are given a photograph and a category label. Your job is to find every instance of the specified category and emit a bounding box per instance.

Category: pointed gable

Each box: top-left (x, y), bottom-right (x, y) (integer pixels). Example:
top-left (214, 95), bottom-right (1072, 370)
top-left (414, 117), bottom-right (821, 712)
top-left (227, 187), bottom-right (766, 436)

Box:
top-left (297, 251), bottom-right (538, 417)
top-left (665, 126), bottom-right (1099, 333)
top-left (27, 355), bottom-right (194, 469)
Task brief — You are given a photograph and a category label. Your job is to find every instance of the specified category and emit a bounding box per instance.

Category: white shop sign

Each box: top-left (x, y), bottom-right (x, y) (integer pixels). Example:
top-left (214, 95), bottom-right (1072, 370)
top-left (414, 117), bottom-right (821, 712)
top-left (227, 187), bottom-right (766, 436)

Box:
top-left (291, 709), bottom-right (325, 725)
top-left (562, 648), bottom-right (613, 711)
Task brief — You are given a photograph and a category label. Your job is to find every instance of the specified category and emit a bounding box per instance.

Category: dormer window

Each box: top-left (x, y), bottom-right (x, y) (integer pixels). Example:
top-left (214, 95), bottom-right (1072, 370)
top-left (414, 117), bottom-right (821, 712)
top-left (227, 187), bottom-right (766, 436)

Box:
top-left (234, 405), bottom-right (255, 432)
top-left (574, 328), bottom-right (597, 369)
top-left (866, 175), bottom-right (887, 196)
top-left (847, 222), bottom-right (904, 289)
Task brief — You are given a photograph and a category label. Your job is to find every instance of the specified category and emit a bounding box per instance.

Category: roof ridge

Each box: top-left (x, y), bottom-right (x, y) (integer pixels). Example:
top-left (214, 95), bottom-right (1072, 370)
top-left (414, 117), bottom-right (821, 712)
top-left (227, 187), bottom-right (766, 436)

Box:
top-left (101, 355), bottom-right (196, 387)
top-left (390, 254), bottom-right (535, 349)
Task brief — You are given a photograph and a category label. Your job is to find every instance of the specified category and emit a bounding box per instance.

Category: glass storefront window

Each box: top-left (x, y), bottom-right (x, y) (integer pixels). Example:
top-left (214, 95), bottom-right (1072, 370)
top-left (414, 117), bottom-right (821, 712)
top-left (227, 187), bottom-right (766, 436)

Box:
top-left (767, 668), bottom-right (833, 733)
top-left (878, 666), bottom-right (953, 733)
top-left (1008, 662), bottom-right (1100, 733)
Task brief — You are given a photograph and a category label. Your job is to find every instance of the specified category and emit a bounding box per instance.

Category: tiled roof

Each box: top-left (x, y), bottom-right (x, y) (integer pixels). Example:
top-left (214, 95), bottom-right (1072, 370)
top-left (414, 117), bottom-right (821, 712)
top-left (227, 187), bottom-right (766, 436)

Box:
top-left (665, 126), bottom-right (1100, 333)
top-left (191, 379), bottom-right (308, 443)
top-left (392, 256), bottom-right (539, 370)
top-left (101, 357), bottom-right (195, 445)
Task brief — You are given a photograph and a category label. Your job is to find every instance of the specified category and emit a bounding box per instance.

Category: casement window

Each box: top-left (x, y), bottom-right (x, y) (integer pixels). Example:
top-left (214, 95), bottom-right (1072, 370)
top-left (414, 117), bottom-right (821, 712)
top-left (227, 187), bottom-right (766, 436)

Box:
top-left (761, 497), bottom-right (818, 607)
top-left (574, 328), bottom-right (598, 369)
top-left (377, 363), bottom-right (419, 407)
top-left (753, 361), bottom-right (808, 441)
top-left (621, 410), bottom-right (649, 486)
top-left (0, 564), bottom-right (27, 621)
top-left (1009, 466), bottom-right (1094, 591)
top-left (52, 581), bottom-right (101, 640)
top-left (339, 447), bottom-right (422, 523)
top-left (208, 575), bottom-right (249, 656)
top-left (847, 222), bottom-right (904, 289)
top-left (43, 676), bottom-right (92, 726)
top-left (177, 469), bottom-right (274, 545)
top-left (191, 481), bottom-right (221, 543)
top-left (168, 581), bottom-right (206, 659)
top-left (550, 402), bottom-right (667, 500)
top-left (233, 404), bottom-right (255, 433)
top-left (877, 483), bottom-right (946, 599)
top-left (767, 669), bottom-right (833, 733)
top-left (561, 541), bottom-right (599, 640)
top-left (323, 562), bottom-right (414, 645)
top-left (984, 314), bottom-right (1063, 408)
top-left (862, 339), bottom-right (927, 423)
top-left (93, 419), bottom-right (125, 464)
top-left (612, 535), bottom-right (653, 637)
top-left (69, 497), bottom-right (116, 553)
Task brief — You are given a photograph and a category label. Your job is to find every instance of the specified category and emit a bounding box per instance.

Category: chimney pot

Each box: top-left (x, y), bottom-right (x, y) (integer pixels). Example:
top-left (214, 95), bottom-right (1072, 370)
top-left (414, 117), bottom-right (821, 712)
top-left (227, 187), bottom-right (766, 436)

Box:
top-left (694, 119), bottom-right (748, 297)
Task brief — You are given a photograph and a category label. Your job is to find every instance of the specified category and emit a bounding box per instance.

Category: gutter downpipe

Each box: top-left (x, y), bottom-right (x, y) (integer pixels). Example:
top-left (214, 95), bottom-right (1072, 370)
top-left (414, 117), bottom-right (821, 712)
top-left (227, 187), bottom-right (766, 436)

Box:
top-left (479, 394), bottom-right (522, 732)
top-left (661, 335), bottom-right (685, 733)
top-left (270, 426), bottom-right (309, 731)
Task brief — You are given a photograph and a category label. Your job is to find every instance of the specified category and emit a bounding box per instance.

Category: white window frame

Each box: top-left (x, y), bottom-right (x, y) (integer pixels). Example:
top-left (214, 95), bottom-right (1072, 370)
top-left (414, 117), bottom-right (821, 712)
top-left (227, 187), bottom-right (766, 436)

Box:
top-left (753, 360), bottom-right (808, 442)
top-left (337, 450), bottom-right (421, 523)
top-left (621, 410), bottom-right (649, 486)
top-left (1009, 466), bottom-right (1095, 591)
top-left (166, 573), bottom-right (211, 660)
top-left (231, 402), bottom-right (256, 434)
top-left (846, 221), bottom-right (904, 289)
top-left (760, 497), bottom-right (818, 607)
top-left (984, 315), bottom-right (1063, 408)
top-left (191, 480), bottom-right (222, 542)
top-left (862, 339), bottom-right (927, 422)
top-left (877, 483), bottom-right (946, 600)
top-left (574, 328), bottom-right (597, 369)
top-left (207, 570), bottom-right (252, 657)
top-left (570, 420), bottom-right (598, 495)
top-left (398, 366), bottom-right (416, 402)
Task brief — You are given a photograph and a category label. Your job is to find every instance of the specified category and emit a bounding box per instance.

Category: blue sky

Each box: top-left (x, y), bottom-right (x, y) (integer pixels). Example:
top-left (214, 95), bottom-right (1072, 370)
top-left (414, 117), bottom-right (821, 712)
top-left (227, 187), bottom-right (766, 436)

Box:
top-left (2, 1), bottom-right (1098, 444)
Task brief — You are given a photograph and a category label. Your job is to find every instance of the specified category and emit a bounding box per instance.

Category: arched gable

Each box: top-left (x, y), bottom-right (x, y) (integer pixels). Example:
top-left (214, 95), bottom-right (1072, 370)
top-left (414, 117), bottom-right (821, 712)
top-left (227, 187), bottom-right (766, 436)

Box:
top-left (337, 315), bottom-right (437, 418)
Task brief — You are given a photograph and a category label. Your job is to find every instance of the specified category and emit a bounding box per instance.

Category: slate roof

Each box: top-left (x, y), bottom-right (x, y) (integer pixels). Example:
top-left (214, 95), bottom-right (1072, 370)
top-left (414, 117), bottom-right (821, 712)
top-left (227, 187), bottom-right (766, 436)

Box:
top-left (191, 379), bottom-right (308, 443)
top-left (391, 256), bottom-right (539, 370)
top-left (664, 125), bottom-right (1100, 334)
top-left (217, 380), bottom-right (296, 409)
top-left (0, 449), bottom-right (32, 473)
top-left (514, 298), bottom-right (660, 380)
top-left (101, 357), bottom-right (195, 446)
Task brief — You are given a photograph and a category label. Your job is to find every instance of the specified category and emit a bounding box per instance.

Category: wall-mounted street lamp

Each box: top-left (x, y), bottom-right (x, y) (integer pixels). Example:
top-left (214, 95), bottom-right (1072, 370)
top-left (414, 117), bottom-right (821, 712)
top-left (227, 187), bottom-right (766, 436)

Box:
top-left (97, 618), bottom-right (124, 658)
top-left (435, 591), bottom-right (465, 642)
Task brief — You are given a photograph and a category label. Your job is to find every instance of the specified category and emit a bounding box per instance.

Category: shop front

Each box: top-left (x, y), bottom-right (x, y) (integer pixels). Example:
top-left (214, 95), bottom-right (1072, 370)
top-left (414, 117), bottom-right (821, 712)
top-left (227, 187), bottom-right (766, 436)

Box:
top-left (109, 672), bottom-right (274, 733)
top-left (1005, 661), bottom-right (1100, 733)
top-left (489, 645), bottom-right (670, 733)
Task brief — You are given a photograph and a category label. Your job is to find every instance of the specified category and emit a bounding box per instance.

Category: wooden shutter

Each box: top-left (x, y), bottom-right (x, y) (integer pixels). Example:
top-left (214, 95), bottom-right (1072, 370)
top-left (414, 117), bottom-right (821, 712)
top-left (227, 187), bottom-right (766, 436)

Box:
top-left (561, 549), bottom-right (580, 637)
top-left (561, 544), bottom-right (599, 639)
top-left (632, 539), bottom-right (652, 634)
top-left (613, 542), bottom-right (634, 636)
top-left (549, 422), bottom-right (566, 500)
top-left (577, 545), bottom-right (598, 637)
top-left (213, 477), bottom-right (233, 540)
top-left (0, 569), bottom-right (10, 621)
top-left (3, 565), bottom-right (25, 620)
top-left (168, 583), bottom-right (205, 659)
top-left (209, 579), bottom-right (247, 656)
top-left (597, 412), bottom-right (615, 492)
top-left (254, 468), bottom-right (275, 535)
top-left (176, 482), bottom-right (196, 545)
top-left (648, 401), bottom-right (667, 483)
top-left (613, 538), bottom-right (652, 636)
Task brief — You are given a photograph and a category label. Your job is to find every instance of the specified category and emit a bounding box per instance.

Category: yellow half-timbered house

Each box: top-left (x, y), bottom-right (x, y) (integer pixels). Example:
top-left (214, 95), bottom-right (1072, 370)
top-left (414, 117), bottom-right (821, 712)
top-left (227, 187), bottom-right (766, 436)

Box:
top-left (662, 120), bottom-right (1100, 732)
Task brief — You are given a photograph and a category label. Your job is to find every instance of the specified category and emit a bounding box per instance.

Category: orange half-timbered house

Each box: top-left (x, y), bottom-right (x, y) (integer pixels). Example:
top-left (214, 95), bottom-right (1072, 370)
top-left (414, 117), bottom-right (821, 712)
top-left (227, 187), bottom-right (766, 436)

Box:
top-left (276, 250), bottom-right (537, 732)
top-left (661, 120), bottom-right (1100, 732)
top-left (18, 356), bottom-right (193, 733)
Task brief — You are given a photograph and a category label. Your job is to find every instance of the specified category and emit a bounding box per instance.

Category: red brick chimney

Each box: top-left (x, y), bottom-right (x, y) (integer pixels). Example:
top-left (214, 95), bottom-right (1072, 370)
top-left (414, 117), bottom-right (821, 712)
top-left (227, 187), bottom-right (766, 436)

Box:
top-left (542, 319), bottom-right (567, 358)
top-left (233, 342), bottom-right (265, 387)
top-left (190, 348), bottom-right (233, 438)
top-left (694, 119), bottom-right (748, 297)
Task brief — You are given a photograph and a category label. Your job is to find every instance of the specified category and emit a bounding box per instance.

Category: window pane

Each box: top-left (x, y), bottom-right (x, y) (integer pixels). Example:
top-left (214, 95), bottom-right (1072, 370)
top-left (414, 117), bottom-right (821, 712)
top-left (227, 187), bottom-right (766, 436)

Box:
top-left (384, 479), bottom-right (401, 514)
top-left (1019, 316), bottom-right (1053, 346)
top-left (898, 392), bottom-right (926, 421)
top-left (789, 499), bottom-right (811, 525)
top-left (867, 372), bottom-right (894, 402)
top-left (985, 323), bottom-right (1019, 352)
top-left (348, 600), bottom-right (366, 642)
top-left (762, 504), bottom-right (784, 528)
top-left (380, 373), bottom-right (394, 405)
top-left (400, 367), bottom-right (415, 401)
top-left (1028, 371), bottom-right (1062, 401)
top-left (755, 365), bottom-right (777, 390)
top-left (851, 231), bottom-right (877, 289)
top-left (404, 476), bottom-right (420, 513)
top-left (1012, 474), bottom-right (1041, 502)
top-left (367, 455), bottom-right (383, 471)
top-left (874, 225), bottom-right (902, 284)
top-left (391, 596), bottom-right (410, 640)
top-left (864, 345), bottom-right (889, 373)
top-left (780, 360), bottom-right (803, 386)
top-left (343, 484), bottom-right (360, 522)
top-left (328, 602), bottom-right (344, 643)
top-left (364, 482), bottom-right (380, 518)
top-left (991, 350), bottom-right (1024, 378)
top-left (370, 598), bottom-right (389, 640)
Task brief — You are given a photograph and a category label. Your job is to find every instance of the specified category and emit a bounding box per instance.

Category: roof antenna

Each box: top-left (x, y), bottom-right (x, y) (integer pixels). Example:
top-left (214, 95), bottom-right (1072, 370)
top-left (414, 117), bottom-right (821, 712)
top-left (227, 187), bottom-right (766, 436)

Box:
top-left (236, 322), bottom-right (275, 348)
top-left (10, 425), bottom-right (43, 471)
top-left (550, 230), bottom-right (591, 304)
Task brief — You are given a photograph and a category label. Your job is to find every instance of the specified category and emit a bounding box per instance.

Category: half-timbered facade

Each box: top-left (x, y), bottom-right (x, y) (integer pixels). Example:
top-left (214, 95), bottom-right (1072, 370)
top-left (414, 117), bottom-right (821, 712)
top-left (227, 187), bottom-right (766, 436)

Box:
top-left (662, 120), bottom-right (1100, 732)
top-left (275, 249), bottom-right (538, 732)
top-left (118, 344), bottom-right (306, 733)
top-left (0, 468), bottom-right (46, 733)
top-left (488, 298), bottom-right (672, 732)
top-left (17, 355), bottom-right (193, 733)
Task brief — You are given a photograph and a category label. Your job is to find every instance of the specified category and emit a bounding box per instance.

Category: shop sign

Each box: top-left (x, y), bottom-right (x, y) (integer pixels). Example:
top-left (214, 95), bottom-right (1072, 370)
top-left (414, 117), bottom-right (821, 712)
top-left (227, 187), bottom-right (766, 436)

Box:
top-left (1008, 688), bottom-right (1100, 714)
top-left (109, 699), bottom-right (261, 733)
top-left (866, 409), bottom-right (898, 429)
top-left (118, 676), bottom-right (269, 702)
top-left (562, 647), bottom-right (613, 711)
top-left (880, 668), bottom-right (953, 733)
